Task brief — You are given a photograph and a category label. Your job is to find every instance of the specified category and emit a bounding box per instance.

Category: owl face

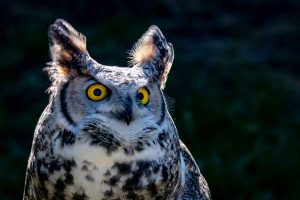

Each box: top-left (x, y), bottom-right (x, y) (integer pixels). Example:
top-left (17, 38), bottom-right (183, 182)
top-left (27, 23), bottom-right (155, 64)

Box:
top-left (58, 66), bottom-right (165, 129)
top-left (47, 19), bottom-right (174, 137)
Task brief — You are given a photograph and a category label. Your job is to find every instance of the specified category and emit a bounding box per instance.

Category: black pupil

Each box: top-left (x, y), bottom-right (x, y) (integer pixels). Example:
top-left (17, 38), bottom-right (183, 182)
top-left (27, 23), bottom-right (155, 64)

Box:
top-left (93, 88), bottom-right (102, 96)
top-left (137, 92), bottom-right (144, 100)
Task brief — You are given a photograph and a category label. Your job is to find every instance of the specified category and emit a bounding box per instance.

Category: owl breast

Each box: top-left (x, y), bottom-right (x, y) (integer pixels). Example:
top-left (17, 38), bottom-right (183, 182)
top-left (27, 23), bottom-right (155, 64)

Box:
top-left (37, 117), bottom-right (181, 200)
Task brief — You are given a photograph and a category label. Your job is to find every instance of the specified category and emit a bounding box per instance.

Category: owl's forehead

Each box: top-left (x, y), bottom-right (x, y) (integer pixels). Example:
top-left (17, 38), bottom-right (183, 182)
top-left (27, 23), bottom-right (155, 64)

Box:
top-left (91, 65), bottom-right (148, 87)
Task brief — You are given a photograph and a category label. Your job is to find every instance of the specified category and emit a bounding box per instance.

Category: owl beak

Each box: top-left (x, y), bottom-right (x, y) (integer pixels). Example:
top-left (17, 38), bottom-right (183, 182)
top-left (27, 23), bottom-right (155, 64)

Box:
top-left (123, 111), bottom-right (132, 126)
top-left (119, 107), bottom-right (132, 125)
top-left (118, 96), bottom-right (132, 125)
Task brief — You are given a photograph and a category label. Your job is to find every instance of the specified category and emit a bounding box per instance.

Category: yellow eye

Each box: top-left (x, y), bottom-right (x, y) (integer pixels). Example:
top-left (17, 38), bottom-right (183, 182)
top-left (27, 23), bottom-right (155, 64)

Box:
top-left (86, 83), bottom-right (108, 101)
top-left (137, 87), bottom-right (150, 105)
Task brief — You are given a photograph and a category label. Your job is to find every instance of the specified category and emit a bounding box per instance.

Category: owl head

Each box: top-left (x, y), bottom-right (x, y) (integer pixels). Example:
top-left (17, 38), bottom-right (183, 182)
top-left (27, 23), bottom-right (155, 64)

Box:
top-left (46, 19), bottom-right (174, 134)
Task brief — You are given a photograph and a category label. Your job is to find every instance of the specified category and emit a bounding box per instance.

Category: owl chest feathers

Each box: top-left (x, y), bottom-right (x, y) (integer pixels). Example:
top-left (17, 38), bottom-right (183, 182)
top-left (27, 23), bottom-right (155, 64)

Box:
top-left (31, 114), bottom-right (182, 199)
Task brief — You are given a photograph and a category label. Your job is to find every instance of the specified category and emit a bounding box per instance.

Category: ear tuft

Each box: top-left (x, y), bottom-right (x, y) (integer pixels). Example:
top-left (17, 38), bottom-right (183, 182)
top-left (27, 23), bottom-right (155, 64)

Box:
top-left (48, 19), bottom-right (87, 66)
top-left (129, 25), bottom-right (174, 89)
top-left (129, 26), bottom-right (157, 66)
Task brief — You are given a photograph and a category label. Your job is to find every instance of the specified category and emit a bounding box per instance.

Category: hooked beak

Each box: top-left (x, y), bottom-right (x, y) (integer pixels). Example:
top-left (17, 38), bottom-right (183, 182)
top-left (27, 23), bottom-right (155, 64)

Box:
top-left (117, 96), bottom-right (132, 126)
top-left (122, 110), bottom-right (132, 126)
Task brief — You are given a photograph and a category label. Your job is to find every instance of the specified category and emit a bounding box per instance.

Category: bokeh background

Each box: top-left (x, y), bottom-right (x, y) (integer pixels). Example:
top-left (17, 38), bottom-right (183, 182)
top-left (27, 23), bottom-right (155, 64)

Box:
top-left (1, 0), bottom-right (300, 199)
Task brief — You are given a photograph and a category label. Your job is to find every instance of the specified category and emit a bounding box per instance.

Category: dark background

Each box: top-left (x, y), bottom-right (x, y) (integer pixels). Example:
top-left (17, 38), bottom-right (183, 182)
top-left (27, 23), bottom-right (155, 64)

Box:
top-left (1, 0), bottom-right (300, 199)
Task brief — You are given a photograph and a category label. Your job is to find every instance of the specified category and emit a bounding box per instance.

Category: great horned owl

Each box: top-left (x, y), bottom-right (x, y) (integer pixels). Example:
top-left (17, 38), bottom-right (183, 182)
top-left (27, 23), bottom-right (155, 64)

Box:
top-left (23, 19), bottom-right (211, 200)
